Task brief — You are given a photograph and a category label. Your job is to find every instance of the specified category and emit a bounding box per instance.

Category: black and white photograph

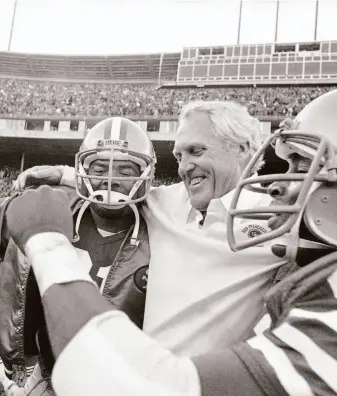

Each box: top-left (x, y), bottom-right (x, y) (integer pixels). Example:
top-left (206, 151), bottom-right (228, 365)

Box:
top-left (0, 0), bottom-right (336, 394)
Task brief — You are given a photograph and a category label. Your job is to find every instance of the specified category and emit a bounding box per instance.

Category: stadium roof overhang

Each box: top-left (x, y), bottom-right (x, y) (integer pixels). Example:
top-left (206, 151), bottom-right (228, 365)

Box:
top-left (0, 136), bottom-right (177, 161)
top-left (0, 137), bottom-right (81, 155)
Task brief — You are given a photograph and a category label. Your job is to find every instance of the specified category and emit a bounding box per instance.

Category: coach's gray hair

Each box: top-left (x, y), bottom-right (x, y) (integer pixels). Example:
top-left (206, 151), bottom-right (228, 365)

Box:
top-left (179, 100), bottom-right (265, 173)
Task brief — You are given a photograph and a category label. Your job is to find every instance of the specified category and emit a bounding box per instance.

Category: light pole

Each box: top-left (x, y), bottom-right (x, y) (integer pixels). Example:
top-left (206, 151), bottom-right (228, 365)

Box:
top-left (8, 0), bottom-right (18, 51)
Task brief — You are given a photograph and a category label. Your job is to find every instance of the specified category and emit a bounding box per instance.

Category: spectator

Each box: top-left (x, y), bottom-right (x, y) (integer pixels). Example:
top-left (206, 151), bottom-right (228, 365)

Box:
top-left (0, 167), bottom-right (19, 198)
top-left (0, 78), bottom-right (335, 118)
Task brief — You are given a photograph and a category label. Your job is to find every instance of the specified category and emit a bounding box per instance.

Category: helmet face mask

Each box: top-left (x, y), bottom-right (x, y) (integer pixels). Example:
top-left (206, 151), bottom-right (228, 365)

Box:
top-left (227, 129), bottom-right (337, 252)
top-left (75, 147), bottom-right (154, 208)
top-left (227, 89), bottom-right (337, 258)
top-left (75, 117), bottom-right (156, 210)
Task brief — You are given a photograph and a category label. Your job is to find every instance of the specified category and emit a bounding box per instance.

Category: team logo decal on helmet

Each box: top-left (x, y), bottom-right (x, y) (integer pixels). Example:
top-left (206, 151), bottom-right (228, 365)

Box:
top-left (97, 139), bottom-right (129, 149)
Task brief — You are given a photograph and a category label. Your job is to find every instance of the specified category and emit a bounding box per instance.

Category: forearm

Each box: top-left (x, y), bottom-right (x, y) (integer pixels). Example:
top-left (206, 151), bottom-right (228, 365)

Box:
top-left (52, 311), bottom-right (200, 396)
top-left (25, 233), bottom-right (101, 356)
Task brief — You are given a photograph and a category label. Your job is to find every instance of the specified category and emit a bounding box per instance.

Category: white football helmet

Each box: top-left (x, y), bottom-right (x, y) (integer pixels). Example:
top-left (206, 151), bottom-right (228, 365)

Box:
top-left (74, 117), bottom-right (156, 245)
top-left (227, 89), bottom-right (337, 260)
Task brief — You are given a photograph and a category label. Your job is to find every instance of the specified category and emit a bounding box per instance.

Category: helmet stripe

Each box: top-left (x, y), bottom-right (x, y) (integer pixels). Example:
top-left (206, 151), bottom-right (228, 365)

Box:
top-left (103, 118), bottom-right (113, 140)
top-left (119, 119), bottom-right (128, 141)
top-left (109, 117), bottom-right (122, 140)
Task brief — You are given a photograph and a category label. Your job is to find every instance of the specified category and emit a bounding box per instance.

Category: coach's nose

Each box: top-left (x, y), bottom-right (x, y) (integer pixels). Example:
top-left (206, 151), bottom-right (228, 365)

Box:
top-left (178, 155), bottom-right (195, 180)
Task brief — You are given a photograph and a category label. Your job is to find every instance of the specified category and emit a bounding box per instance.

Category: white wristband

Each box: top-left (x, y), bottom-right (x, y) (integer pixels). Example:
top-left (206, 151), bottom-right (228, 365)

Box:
top-left (59, 165), bottom-right (76, 188)
top-left (25, 232), bottom-right (96, 296)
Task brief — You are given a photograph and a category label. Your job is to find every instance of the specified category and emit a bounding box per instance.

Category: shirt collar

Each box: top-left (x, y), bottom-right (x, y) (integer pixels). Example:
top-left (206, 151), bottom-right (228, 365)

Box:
top-left (186, 176), bottom-right (271, 225)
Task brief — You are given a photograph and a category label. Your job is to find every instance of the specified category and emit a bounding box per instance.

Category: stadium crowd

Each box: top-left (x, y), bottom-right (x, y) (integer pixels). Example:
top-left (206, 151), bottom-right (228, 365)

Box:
top-left (0, 78), bottom-right (335, 194)
top-left (0, 78), bottom-right (336, 118)
top-left (0, 167), bottom-right (19, 198)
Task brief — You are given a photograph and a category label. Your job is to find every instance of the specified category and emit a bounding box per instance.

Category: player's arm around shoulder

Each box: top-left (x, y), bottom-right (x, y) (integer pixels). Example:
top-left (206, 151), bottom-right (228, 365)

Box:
top-left (13, 165), bottom-right (75, 192)
top-left (147, 181), bottom-right (187, 208)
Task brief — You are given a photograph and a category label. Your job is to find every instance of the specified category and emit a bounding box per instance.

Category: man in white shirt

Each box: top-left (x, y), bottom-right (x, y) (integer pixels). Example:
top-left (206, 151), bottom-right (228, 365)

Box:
top-left (14, 101), bottom-right (287, 356)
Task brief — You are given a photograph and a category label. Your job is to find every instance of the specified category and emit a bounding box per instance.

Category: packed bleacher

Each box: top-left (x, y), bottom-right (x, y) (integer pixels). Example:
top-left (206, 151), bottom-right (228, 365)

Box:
top-left (0, 78), bottom-right (336, 118)
top-left (0, 78), bottom-right (336, 195)
top-left (0, 167), bottom-right (20, 198)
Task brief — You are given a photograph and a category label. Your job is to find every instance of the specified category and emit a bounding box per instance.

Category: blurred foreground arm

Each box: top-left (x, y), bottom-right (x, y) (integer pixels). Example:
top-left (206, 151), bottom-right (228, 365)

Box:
top-left (5, 186), bottom-right (200, 396)
top-left (27, 236), bottom-right (200, 396)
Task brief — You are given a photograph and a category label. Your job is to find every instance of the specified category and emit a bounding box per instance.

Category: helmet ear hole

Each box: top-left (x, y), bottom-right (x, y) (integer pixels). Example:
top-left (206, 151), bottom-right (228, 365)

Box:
top-left (303, 183), bottom-right (337, 247)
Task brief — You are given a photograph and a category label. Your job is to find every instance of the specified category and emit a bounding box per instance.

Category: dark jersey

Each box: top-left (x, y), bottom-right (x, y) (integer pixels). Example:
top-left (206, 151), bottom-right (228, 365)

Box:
top-left (72, 208), bottom-right (150, 330)
top-left (73, 210), bottom-right (128, 292)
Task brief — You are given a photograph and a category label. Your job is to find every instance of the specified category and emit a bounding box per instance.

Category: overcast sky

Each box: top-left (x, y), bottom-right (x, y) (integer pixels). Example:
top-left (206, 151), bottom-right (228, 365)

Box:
top-left (0, 0), bottom-right (336, 55)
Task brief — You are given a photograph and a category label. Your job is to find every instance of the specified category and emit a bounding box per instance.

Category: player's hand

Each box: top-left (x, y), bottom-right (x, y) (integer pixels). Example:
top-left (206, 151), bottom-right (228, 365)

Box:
top-left (13, 165), bottom-right (63, 191)
top-left (6, 185), bottom-right (73, 252)
top-left (272, 244), bottom-right (334, 266)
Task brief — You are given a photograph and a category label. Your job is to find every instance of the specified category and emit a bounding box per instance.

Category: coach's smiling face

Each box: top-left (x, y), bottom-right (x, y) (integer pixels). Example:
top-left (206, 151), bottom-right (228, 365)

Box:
top-left (173, 112), bottom-right (247, 211)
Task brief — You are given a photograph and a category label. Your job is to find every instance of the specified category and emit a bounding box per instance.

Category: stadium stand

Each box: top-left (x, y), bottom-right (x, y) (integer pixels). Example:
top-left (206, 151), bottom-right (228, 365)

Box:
top-left (0, 166), bottom-right (19, 197)
top-left (0, 39), bottom-right (337, 194)
top-left (0, 52), bottom-right (180, 82)
top-left (0, 78), bottom-right (336, 117)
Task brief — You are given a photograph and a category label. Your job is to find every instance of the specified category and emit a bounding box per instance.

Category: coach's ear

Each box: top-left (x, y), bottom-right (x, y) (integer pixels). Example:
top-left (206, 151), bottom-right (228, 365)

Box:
top-left (237, 142), bottom-right (251, 169)
top-left (13, 165), bottom-right (63, 191)
top-left (238, 142), bottom-right (250, 157)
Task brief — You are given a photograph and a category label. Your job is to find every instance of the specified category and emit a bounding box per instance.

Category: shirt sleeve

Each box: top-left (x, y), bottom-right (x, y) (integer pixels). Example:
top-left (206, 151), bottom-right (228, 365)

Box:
top-left (51, 310), bottom-right (201, 396)
top-left (59, 166), bottom-right (76, 188)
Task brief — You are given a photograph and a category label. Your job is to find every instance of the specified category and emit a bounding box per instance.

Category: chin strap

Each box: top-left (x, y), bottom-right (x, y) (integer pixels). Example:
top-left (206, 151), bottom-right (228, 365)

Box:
top-left (72, 191), bottom-right (140, 246)
top-left (74, 161), bottom-right (151, 246)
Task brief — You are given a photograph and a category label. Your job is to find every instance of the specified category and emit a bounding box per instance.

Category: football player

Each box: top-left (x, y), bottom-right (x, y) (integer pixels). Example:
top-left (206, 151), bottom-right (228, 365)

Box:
top-left (3, 89), bottom-right (337, 396)
top-left (0, 117), bottom-right (156, 395)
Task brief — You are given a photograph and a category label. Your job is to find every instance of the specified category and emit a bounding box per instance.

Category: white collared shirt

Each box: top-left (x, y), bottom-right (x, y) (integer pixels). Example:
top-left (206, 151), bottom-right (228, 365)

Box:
top-left (142, 182), bottom-right (287, 356)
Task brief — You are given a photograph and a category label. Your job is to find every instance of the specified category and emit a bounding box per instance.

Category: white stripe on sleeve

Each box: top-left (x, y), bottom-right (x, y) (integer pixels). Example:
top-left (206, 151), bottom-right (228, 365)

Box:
top-left (274, 323), bottom-right (337, 393)
top-left (248, 335), bottom-right (313, 396)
